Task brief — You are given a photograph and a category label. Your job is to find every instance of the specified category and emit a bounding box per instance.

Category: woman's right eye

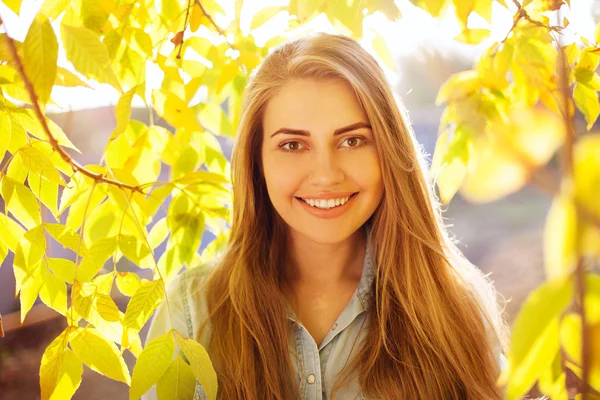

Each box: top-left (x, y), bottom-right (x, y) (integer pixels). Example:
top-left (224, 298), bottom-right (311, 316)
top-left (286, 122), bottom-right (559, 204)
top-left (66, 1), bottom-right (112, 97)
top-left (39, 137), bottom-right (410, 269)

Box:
top-left (280, 141), bottom-right (305, 152)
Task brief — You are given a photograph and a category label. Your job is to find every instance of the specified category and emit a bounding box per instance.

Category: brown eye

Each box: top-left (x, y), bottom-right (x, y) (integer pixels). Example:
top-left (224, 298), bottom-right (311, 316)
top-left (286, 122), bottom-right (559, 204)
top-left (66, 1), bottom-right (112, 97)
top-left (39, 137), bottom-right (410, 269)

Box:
top-left (280, 141), bottom-right (305, 152)
top-left (341, 137), bottom-right (365, 148)
top-left (289, 142), bottom-right (299, 150)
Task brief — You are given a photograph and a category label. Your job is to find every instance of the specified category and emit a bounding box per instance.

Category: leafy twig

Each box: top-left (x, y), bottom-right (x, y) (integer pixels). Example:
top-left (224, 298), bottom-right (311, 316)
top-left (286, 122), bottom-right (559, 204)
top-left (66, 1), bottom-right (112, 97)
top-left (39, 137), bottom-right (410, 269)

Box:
top-left (193, 0), bottom-right (237, 50)
top-left (0, 15), bottom-right (145, 195)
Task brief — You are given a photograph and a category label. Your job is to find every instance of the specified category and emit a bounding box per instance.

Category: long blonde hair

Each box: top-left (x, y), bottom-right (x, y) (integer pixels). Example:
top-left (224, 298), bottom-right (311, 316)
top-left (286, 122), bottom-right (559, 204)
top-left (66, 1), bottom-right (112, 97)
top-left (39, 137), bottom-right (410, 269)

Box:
top-left (199, 32), bottom-right (509, 399)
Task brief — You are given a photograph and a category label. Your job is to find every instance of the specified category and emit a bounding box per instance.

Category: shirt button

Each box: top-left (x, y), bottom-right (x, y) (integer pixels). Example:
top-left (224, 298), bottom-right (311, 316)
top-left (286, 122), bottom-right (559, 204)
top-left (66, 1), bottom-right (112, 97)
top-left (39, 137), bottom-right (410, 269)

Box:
top-left (332, 323), bottom-right (338, 330)
top-left (307, 374), bottom-right (316, 384)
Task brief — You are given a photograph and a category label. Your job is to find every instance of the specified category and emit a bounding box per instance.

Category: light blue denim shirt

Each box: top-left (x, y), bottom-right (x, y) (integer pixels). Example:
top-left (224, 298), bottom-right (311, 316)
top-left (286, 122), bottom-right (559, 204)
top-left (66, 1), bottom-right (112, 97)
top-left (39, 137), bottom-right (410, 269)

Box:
top-left (143, 239), bottom-right (508, 400)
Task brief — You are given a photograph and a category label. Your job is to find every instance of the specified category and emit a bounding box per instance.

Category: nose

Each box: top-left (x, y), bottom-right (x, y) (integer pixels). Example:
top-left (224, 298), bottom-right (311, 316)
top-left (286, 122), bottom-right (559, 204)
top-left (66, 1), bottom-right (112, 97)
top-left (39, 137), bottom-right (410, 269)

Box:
top-left (308, 150), bottom-right (344, 187)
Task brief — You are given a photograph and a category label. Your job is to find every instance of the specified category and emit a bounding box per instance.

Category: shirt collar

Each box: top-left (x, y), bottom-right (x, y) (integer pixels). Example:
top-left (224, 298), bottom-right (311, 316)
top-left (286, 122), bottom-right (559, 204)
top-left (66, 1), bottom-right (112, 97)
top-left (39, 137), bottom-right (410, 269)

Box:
top-left (284, 225), bottom-right (375, 322)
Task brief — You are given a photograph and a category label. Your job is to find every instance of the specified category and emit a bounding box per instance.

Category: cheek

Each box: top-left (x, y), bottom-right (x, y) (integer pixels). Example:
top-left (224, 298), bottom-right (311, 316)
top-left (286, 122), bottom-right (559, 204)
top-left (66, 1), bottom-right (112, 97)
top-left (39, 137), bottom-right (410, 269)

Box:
top-left (352, 151), bottom-right (384, 196)
top-left (262, 153), bottom-right (303, 200)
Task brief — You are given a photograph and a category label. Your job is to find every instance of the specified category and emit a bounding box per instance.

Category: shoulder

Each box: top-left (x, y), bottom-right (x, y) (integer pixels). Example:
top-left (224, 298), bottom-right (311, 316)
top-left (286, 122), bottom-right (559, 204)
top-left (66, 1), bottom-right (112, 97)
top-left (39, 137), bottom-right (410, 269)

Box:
top-left (146, 264), bottom-right (215, 345)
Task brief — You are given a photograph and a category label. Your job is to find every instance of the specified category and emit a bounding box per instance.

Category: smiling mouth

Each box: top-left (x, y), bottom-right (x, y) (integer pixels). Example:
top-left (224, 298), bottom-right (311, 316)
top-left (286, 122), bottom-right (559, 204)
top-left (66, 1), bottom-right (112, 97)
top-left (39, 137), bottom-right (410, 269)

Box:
top-left (295, 193), bottom-right (358, 210)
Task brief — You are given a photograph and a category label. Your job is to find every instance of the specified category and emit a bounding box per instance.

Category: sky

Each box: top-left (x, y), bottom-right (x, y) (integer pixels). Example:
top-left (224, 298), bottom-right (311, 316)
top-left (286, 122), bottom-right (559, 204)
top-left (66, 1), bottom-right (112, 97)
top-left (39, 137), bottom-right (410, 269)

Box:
top-left (0, 0), bottom-right (596, 111)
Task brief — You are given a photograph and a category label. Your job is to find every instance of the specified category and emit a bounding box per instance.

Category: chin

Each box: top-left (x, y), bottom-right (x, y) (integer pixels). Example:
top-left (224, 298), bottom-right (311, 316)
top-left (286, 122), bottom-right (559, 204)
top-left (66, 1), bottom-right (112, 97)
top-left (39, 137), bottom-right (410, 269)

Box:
top-left (289, 220), bottom-right (365, 245)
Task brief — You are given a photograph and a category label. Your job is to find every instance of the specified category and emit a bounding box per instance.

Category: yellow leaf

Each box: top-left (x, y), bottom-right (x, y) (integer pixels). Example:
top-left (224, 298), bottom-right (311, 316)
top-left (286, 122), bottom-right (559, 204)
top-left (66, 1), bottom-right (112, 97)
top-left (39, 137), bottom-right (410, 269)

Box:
top-left (0, 212), bottom-right (26, 252)
top-left (371, 31), bottom-right (395, 71)
top-left (46, 258), bottom-right (77, 284)
top-left (40, 0), bottom-right (70, 20)
top-left (151, 89), bottom-right (201, 131)
top-left (9, 108), bottom-right (80, 152)
top-left (82, 200), bottom-right (119, 244)
top-left (65, 185), bottom-right (106, 233)
top-left (76, 236), bottom-right (118, 282)
top-left (461, 108), bottom-right (564, 203)
top-left (452, 0), bottom-right (475, 28)
top-left (49, 349), bottom-right (83, 400)
top-left (72, 280), bottom-right (120, 323)
top-left (19, 261), bottom-right (44, 322)
top-left (505, 279), bottom-right (573, 400)
top-left (123, 279), bottom-right (164, 330)
top-left (45, 223), bottom-right (89, 257)
top-left (20, 146), bottom-right (64, 185)
top-left (596, 22), bottom-right (600, 44)
top-left (0, 240), bottom-right (8, 265)
top-left (23, 14), bottom-right (58, 107)
top-left (13, 225), bottom-right (45, 297)
top-left (251, 6), bottom-right (284, 31)
top-left (430, 127), bottom-right (472, 204)
top-left (1, 175), bottom-right (41, 229)
top-left (40, 328), bottom-right (71, 400)
top-left (70, 328), bottom-right (131, 385)
top-left (39, 265), bottom-right (67, 315)
top-left (28, 172), bottom-right (59, 219)
top-left (110, 85), bottom-right (137, 140)
top-left (119, 234), bottom-right (153, 267)
top-left (60, 24), bottom-right (122, 92)
top-left (130, 331), bottom-right (175, 400)
top-left (454, 28), bottom-right (491, 45)
top-left (116, 272), bottom-right (142, 297)
top-left (3, 0), bottom-right (22, 15)
top-left (175, 332), bottom-right (217, 400)
top-left (55, 67), bottom-right (90, 88)
top-left (148, 217), bottom-right (169, 249)
top-left (574, 134), bottom-right (600, 220)
top-left (156, 355), bottom-right (197, 400)
top-left (544, 195), bottom-right (578, 282)
top-left (436, 70), bottom-right (480, 105)
top-left (575, 67), bottom-right (600, 90)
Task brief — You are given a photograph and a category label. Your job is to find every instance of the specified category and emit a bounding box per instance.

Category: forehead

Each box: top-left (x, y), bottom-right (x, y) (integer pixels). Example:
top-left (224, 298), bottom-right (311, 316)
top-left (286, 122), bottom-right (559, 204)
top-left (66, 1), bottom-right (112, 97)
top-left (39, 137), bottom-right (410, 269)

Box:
top-left (263, 79), bottom-right (368, 133)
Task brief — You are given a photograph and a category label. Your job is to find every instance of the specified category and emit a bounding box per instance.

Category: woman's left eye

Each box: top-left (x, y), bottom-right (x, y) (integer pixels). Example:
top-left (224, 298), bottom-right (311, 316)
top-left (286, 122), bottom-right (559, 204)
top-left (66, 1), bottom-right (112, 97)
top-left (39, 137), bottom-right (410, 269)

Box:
top-left (340, 136), bottom-right (365, 148)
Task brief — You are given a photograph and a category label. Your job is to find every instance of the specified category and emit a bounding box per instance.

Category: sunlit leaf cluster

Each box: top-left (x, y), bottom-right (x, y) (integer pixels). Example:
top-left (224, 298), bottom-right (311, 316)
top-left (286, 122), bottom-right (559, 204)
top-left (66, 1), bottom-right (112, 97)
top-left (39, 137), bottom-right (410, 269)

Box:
top-left (0, 0), bottom-right (598, 398)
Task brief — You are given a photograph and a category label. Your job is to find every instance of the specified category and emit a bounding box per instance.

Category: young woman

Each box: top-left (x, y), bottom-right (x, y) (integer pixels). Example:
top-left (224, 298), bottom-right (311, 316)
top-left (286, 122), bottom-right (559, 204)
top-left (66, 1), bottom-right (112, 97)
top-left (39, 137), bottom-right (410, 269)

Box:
top-left (145, 32), bottom-right (509, 399)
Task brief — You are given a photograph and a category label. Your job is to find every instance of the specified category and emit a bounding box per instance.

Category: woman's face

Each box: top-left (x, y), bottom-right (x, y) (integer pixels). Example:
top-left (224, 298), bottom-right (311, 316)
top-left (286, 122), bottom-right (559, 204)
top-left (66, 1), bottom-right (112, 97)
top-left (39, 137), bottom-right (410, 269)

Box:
top-left (261, 78), bottom-right (384, 244)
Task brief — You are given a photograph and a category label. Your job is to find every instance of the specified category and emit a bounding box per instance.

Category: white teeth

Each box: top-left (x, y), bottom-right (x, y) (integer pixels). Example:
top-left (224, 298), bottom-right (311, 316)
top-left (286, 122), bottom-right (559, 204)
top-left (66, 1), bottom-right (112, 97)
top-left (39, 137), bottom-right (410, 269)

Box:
top-left (301, 195), bottom-right (353, 209)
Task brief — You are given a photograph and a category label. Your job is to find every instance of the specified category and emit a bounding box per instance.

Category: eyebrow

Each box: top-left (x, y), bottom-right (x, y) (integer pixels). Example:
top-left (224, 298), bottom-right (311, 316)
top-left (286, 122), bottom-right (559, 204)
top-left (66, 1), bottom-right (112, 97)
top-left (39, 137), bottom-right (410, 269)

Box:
top-left (270, 122), bottom-right (372, 138)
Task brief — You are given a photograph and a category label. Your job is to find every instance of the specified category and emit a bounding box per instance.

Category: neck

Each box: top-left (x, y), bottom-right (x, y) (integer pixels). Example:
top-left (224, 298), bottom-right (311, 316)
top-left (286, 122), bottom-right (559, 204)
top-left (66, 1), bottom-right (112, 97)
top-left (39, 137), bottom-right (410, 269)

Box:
top-left (284, 226), bottom-right (367, 287)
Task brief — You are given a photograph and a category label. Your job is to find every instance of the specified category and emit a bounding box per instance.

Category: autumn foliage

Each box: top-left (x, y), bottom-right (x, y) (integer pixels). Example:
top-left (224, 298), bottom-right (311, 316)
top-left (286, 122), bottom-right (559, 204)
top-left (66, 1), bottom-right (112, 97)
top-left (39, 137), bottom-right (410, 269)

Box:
top-left (0, 0), bottom-right (598, 399)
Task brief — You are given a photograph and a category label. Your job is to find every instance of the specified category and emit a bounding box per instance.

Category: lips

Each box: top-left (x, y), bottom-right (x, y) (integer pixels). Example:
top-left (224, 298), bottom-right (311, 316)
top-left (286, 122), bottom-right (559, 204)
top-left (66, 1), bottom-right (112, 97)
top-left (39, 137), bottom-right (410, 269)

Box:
top-left (295, 192), bottom-right (358, 219)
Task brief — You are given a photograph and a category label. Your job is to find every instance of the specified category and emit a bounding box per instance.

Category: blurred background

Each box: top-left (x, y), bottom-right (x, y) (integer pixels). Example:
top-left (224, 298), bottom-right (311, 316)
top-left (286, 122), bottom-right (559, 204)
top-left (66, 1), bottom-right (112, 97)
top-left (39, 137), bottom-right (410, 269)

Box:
top-left (1, 0), bottom-right (599, 398)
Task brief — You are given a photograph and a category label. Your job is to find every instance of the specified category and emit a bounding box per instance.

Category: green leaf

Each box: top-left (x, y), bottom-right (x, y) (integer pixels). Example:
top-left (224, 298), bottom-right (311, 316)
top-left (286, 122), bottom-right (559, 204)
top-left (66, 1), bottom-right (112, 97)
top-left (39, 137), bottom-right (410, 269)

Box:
top-left (23, 14), bottom-right (58, 107)
top-left (130, 331), bottom-right (175, 400)
top-left (123, 279), bottom-right (164, 330)
top-left (156, 355), bottom-right (197, 400)
top-left (60, 24), bottom-right (122, 92)
top-left (175, 332), bottom-right (217, 400)
top-left (70, 328), bottom-right (131, 385)
top-left (574, 82), bottom-right (600, 130)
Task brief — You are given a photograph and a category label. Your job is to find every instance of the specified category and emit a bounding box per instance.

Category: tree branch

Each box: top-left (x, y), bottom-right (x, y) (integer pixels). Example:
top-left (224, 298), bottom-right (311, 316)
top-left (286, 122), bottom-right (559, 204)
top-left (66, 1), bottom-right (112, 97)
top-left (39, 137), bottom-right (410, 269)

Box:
top-left (0, 15), bottom-right (145, 194)
top-left (194, 0), bottom-right (236, 50)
